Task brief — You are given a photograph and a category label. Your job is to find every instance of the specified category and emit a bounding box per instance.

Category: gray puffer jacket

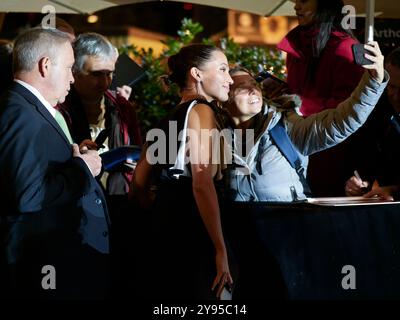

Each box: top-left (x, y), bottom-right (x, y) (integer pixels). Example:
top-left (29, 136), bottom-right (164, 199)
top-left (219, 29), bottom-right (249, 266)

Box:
top-left (226, 71), bottom-right (389, 202)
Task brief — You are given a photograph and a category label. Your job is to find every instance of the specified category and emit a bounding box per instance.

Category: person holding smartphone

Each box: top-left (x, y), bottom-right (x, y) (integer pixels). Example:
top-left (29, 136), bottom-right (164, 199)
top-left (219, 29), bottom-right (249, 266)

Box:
top-left (222, 41), bottom-right (386, 298)
top-left (223, 44), bottom-right (386, 203)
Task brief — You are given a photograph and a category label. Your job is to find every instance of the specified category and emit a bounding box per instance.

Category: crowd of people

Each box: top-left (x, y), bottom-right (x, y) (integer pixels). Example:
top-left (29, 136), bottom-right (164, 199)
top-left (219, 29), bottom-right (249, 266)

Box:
top-left (0, 0), bottom-right (398, 300)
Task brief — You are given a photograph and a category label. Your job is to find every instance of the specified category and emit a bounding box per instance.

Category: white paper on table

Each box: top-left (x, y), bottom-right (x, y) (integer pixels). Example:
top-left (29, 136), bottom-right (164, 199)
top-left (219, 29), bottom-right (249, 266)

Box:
top-left (306, 196), bottom-right (400, 207)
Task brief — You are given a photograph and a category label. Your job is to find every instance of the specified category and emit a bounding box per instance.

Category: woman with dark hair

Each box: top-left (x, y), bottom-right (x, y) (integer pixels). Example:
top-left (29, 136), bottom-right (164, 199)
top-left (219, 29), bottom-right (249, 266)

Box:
top-left (131, 44), bottom-right (233, 299)
top-left (278, 0), bottom-right (365, 196)
top-left (278, 0), bottom-right (363, 115)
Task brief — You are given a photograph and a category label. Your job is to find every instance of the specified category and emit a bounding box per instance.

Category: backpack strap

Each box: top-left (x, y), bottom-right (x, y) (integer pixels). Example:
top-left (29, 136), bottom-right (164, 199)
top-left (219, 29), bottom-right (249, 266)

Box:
top-left (269, 118), bottom-right (312, 197)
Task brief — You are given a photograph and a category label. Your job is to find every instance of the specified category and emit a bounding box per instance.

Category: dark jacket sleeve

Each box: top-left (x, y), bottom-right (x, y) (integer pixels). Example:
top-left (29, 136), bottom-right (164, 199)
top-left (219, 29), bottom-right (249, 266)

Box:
top-left (0, 102), bottom-right (94, 214)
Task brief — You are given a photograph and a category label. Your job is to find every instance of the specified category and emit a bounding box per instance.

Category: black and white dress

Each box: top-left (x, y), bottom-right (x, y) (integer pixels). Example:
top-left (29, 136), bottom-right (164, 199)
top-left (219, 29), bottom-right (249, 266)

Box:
top-left (144, 99), bottom-right (227, 300)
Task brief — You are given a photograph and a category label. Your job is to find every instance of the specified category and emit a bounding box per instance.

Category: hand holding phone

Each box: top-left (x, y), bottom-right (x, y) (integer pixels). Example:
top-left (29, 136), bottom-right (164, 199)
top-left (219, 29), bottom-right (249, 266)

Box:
top-left (356, 41), bottom-right (385, 83)
top-left (212, 280), bottom-right (233, 300)
top-left (219, 284), bottom-right (233, 300)
top-left (352, 43), bottom-right (374, 65)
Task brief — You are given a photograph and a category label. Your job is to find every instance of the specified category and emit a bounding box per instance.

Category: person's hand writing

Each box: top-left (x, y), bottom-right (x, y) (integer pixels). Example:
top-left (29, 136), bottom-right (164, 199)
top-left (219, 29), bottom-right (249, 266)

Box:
top-left (345, 175), bottom-right (369, 196)
top-left (72, 143), bottom-right (102, 177)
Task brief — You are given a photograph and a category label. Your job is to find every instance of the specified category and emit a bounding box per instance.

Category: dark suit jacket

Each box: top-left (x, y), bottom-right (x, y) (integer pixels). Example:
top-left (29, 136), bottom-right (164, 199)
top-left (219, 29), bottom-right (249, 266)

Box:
top-left (0, 83), bottom-right (111, 298)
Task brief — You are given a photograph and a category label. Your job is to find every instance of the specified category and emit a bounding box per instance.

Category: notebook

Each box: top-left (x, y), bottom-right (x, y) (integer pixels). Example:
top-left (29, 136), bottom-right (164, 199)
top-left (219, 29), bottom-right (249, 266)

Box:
top-left (110, 53), bottom-right (147, 90)
top-left (100, 145), bottom-right (142, 171)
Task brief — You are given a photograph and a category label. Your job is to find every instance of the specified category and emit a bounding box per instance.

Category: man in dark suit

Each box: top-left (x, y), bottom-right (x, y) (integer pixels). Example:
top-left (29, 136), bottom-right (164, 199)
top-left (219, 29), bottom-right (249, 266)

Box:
top-left (0, 28), bottom-right (111, 299)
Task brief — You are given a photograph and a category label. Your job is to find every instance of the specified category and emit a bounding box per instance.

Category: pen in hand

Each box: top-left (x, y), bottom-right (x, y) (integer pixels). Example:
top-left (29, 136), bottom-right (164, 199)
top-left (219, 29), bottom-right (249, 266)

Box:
top-left (354, 170), bottom-right (369, 193)
top-left (354, 170), bottom-right (362, 181)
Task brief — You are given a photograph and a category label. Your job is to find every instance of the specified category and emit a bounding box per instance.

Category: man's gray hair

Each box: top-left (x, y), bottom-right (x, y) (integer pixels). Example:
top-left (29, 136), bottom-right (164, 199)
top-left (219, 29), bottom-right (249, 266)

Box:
top-left (13, 27), bottom-right (71, 73)
top-left (72, 32), bottom-right (117, 74)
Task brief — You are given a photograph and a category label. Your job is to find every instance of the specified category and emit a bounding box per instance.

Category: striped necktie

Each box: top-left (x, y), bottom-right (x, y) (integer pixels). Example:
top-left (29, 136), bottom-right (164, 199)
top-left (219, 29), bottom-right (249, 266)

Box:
top-left (54, 109), bottom-right (73, 144)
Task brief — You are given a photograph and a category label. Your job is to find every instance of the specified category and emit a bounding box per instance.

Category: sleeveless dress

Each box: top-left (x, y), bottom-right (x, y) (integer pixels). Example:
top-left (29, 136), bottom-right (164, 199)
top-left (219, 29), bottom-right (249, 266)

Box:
top-left (144, 99), bottom-right (228, 300)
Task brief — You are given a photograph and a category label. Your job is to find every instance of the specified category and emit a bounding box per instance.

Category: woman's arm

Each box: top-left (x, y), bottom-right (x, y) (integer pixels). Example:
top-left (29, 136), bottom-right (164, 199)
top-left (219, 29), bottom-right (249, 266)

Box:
top-left (286, 42), bottom-right (387, 156)
top-left (188, 103), bottom-right (232, 297)
top-left (129, 145), bottom-right (154, 209)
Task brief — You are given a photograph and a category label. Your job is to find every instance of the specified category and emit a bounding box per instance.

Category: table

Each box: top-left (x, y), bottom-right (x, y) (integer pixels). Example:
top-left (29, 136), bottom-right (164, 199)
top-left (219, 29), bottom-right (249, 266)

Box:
top-left (223, 201), bottom-right (400, 299)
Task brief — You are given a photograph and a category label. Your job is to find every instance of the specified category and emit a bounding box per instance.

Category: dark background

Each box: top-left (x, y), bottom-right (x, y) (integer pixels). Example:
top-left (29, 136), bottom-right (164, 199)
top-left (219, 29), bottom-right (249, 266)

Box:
top-left (0, 3), bottom-right (227, 40)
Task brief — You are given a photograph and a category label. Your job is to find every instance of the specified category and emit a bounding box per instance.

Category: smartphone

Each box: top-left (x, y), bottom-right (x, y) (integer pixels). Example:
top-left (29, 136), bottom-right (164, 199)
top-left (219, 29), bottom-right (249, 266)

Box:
top-left (255, 70), bottom-right (286, 85)
top-left (219, 285), bottom-right (232, 300)
top-left (110, 53), bottom-right (147, 90)
top-left (214, 282), bottom-right (233, 300)
top-left (255, 70), bottom-right (288, 99)
top-left (352, 43), bottom-right (374, 65)
top-left (94, 128), bottom-right (110, 149)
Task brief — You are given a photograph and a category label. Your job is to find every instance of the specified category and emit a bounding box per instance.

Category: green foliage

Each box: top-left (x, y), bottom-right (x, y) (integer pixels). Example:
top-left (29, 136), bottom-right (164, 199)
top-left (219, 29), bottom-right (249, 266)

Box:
top-left (218, 37), bottom-right (286, 78)
top-left (120, 18), bottom-right (285, 132)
